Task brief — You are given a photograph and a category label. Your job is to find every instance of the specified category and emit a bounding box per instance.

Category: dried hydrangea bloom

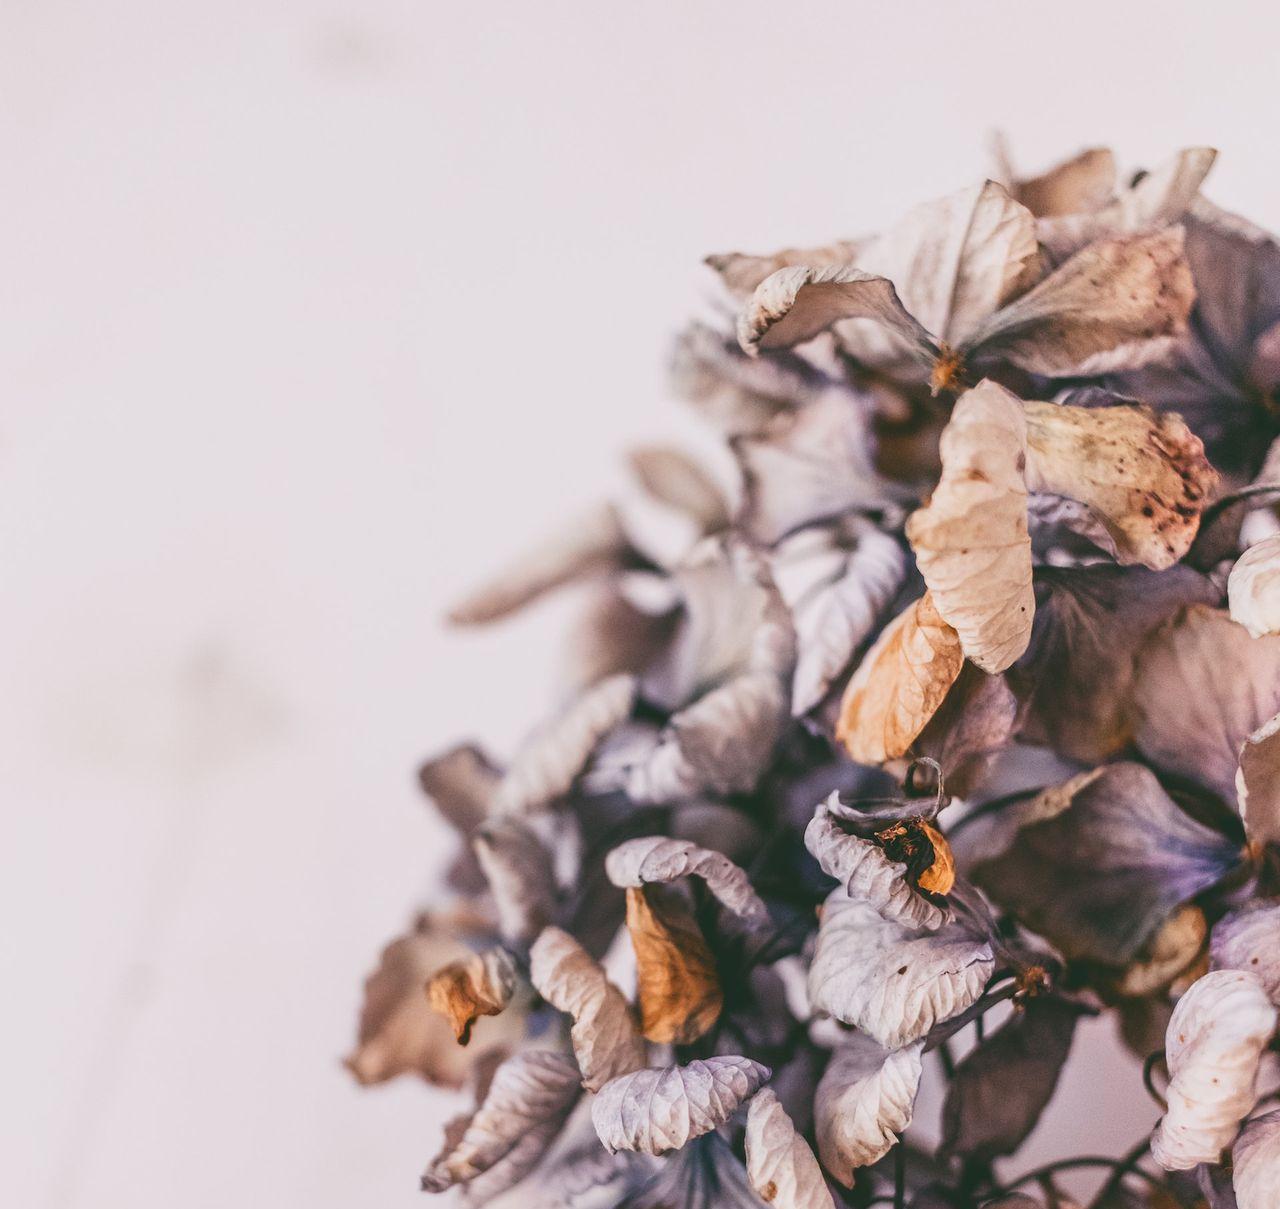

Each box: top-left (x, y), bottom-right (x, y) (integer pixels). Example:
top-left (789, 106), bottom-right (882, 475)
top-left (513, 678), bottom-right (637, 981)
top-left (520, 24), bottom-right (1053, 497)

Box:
top-left (351, 141), bottom-right (1280, 1209)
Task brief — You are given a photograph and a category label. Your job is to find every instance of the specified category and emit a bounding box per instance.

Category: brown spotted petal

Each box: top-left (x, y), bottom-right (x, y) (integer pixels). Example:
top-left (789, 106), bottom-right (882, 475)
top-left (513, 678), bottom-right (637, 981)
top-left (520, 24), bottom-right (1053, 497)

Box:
top-left (905, 380), bottom-right (1034, 673)
top-left (808, 889), bottom-right (993, 1049)
top-left (836, 591), bottom-right (965, 764)
top-left (971, 763), bottom-right (1241, 964)
top-left (1023, 400), bottom-right (1216, 570)
top-left (744, 1088), bottom-right (836, 1209)
top-left (1233, 1108), bottom-right (1280, 1209)
top-left (425, 947), bottom-right (520, 1045)
top-left (591, 1057), bottom-right (770, 1155)
top-left (1151, 971), bottom-right (1277, 1170)
top-left (605, 835), bottom-right (768, 927)
top-left (528, 927), bottom-right (645, 1091)
top-left (494, 675), bottom-right (636, 814)
top-left (967, 227), bottom-right (1196, 377)
top-left (804, 794), bottom-right (951, 929)
top-left (814, 1031), bottom-right (924, 1184)
top-left (1212, 900), bottom-right (1280, 1003)
top-left (1131, 606), bottom-right (1280, 807)
top-left (421, 1050), bottom-right (582, 1193)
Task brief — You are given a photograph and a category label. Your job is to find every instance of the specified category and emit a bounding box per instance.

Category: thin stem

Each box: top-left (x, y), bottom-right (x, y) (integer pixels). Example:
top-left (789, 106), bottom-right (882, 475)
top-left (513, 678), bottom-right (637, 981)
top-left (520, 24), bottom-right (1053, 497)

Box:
top-left (1088, 1133), bottom-right (1154, 1209)
top-left (991, 1155), bottom-right (1171, 1198)
top-left (1143, 1050), bottom-right (1169, 1111)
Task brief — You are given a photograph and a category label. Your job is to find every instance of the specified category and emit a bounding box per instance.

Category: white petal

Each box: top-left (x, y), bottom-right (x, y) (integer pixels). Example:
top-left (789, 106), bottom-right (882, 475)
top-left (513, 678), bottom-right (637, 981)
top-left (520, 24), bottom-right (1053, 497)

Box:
top-left (604, 836), bottom-right (768, 927)
top-left (1230, 534), bottom-right (1280, 638)
top-left (590, 1057), bottom-right (770, 1155)
top-left (1234, 1108), bottom-right (1280, 1209)
top-left (1212, 901), bottom-right (1280, 1004)
top-left (1151, 970), bottom-right (1277, 1170)
top-left (494, 676), bottom-right (636, 814)
top-left (744, 1088), bottom-right (836, 1209)
top-left (808, 890), bottom-right (993, 1049)
top-left (529, 927), bottom-right (646, 1092)
top-left (804, 796), bottom-right (950, 929)
top-left (814, 1032), bottom-right (923, 1184)
top-left (421, 1050), bottom-right (583, 1193)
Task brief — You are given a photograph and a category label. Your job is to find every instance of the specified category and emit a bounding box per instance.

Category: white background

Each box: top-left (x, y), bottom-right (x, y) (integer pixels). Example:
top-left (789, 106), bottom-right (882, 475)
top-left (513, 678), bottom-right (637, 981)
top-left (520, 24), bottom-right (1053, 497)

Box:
top-left (3, 3), bottom-right (1274, 1205)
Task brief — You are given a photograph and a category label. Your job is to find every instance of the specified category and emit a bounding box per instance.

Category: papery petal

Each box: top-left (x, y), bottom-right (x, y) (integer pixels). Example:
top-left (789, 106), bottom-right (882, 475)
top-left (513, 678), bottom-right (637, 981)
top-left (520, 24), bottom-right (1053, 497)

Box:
top-left (605, 835), bottom-right (768, 926)
top-left (591, 1057), bottom-right (770, 1155)
top-left (744, 1088), bottom-right (836, 1209)
top-left (474, 818), bottom-right (559, 946)
top-left (1212, 900), bottom-right (1280, 1003)
top-left (813, 1031), bottom-right (923, 1183)
top-left (1233, 1108), bottom-right (1280, 1209)
top-left (808, 889), bottom-right (993, 1049)
top-left (426, 947), bottom-right (520, 1045)
top-left (905, 380), bottom-right (1033, 673)
top-left (1151, 970), bottom-right (1276, 1170)
top-left (1229, 535), bottom-right (1280, 637)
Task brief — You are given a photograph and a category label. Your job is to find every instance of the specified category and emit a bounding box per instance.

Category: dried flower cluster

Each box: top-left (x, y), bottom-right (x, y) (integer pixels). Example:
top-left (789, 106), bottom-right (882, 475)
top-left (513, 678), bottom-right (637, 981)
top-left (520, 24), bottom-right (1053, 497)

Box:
top-left (348, 143), bottom-right (1280, 1208)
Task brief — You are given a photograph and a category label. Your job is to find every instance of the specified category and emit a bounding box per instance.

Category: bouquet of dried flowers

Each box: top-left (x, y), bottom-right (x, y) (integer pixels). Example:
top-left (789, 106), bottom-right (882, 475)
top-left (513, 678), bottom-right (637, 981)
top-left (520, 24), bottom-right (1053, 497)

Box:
top-left (347, 143), bottom-right (1280, 1209)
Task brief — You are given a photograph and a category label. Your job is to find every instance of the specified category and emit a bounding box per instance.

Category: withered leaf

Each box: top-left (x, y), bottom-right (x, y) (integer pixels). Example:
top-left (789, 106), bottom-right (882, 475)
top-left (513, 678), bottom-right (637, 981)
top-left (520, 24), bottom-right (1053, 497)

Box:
top-left (1005, 144), bottom-right (1117, 218)
top-left (425, 947), bottom-right (519, 1045)
top-left (623, 885), bottom-right (722, 1045)
top-left (1151, 971), bottom-right (1276, 1170)
top-left (814, 1031), bottom-right (924, 1184)
top-left (591, 1057), bottom-right (770, 1155)
top-left (836, 591), bottom-right (965, 764)
top-left (744, 1088), bottom-right (836, 1209)
top-left (421, 1049), bottom-right (582, 1194)
top-left (905, 380), bottom-right (1034, 673)
top-left (940, 998), bottom-right (1080, 1160)
top-left (1023, 400), bottom-right (1216, 570)
top-left (627, 446), bottom-right (730, 535)
top-left (808, 889), bottom-right (994, 1049)
top-left (971, 763), bottom-right (1241, 964)
top-left (528, 926), bottom-right (645, 1091)
top-left (605, 836), bottom-right (769, 927)
top-left (707, 239), bottom-right (862, 298)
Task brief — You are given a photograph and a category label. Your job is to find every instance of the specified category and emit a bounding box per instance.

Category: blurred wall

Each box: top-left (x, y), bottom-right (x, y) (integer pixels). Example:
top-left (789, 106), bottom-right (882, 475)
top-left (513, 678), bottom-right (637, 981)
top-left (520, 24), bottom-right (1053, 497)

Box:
top-left (2, 2), bottom-right (1275, 1205)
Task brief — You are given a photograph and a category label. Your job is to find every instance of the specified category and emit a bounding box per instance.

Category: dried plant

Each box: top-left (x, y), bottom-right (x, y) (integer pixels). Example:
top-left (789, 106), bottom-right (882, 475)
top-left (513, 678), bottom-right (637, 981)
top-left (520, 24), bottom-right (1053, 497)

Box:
top-left (347, 142), bottom-right (1280, 1208)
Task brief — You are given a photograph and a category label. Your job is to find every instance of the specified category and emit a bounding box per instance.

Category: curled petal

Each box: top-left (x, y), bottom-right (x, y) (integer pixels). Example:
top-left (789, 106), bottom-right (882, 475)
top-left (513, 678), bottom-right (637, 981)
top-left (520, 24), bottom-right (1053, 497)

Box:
top-left (426, 947), bottom-right (519, 1045)
top-left (605, 836), bottom-right (768, 927)
top-left (473, 818), bottom-right (559, 946)
top-left (737, 265), bottom-right (937, 361)
top-left (495, 675), bottom-right (636, 814)
top-left (1151, 970), bottom-right (1277, 1171)
top-left (808, 889), bottom-right (993, 1049)
top-left (905, 380), bottom-right (1034, 673)
top-left (591, 1057), bottom-right (770, 1155)
top-left (421, 1050), bottom-right (582, 1193)
top-left (804, 796), bottom-right (950, 929)
top-left (1212, 900), bottom-right (1280, 1003)
top-left (814, 1032), bottom-right (923, 1184)
top-left (1230, 535), bottom-right (1280, 638)
top-left (745, 1088), bottom-right (836, 1209)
